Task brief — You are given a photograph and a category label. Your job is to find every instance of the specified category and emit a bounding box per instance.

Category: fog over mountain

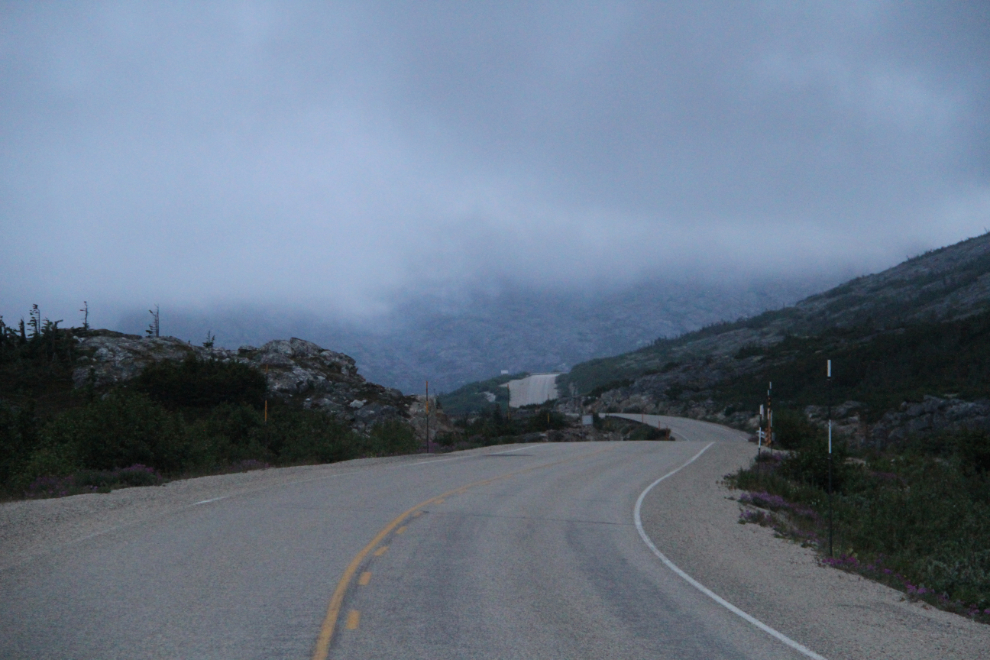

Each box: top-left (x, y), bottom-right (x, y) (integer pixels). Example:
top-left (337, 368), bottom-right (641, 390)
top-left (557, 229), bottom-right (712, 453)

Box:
top-left (2, 2), bottom-right (988, 388)
top-left (115, 274), bottom-right (837, 393)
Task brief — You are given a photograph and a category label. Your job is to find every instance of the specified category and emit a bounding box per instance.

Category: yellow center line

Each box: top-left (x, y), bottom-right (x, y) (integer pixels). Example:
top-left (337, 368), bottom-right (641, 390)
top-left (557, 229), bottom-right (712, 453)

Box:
top-left (396, 525), bottom-right (407, 535)
top-left (345, 610), bottom-right (360, 630)
top-left (310, 445), bottom-right (614, 660)
top-left (358, 572), bottom-right (372, 586)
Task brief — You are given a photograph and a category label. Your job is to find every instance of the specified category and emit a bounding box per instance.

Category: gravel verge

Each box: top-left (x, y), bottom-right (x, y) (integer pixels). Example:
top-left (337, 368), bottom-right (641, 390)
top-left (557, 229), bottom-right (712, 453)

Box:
top-left (0, 446), bottom-right (523, 572)
top-left (640, 440), bottom-right (990, 660)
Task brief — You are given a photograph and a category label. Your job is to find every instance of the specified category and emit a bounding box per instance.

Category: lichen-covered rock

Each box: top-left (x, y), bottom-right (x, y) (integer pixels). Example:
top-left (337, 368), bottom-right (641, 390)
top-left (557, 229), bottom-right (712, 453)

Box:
top-left (72, 332), bottom-right (201, 388)
top-left (70, 330), bottom-right (415, 435)
top-left (868, 395), bottom-right (990, 448)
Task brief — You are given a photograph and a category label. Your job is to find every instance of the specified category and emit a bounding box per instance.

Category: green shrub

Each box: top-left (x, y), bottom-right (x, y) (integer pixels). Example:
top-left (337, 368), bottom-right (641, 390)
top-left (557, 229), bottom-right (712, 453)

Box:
top-left (42, 391), bottom-right (191, 473)
top-left (772, 408), bottom-right (820, 450)
top-left (727, 434), bottom-right (990, 620)
top-left (358, 419), bottom-right (420, 457)
top-left (0, 401), bottom-right (41, 488)
top-left (17, 441), bottom-right (81, 490)
top-left (193, 402), bottom-right (267, 465)
top-left (957, 430), bottom-right (990, 476)
top-left (628, 424), bottom-right (666, 440)
top-left (271, 409), bottom-right (358, 464)
top-left (134, 355), bottom-right (267, 409)
top-left (781, 433), bottom-right (849, 492)
top-left (526, 409), bottom-right (567, 432)
top-left (435, 431), bottom-right (460, 448)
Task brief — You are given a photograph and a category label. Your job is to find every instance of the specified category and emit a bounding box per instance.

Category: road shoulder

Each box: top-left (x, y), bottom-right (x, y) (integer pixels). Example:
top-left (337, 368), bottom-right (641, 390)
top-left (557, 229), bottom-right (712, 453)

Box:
top-left (639, 441), bottom-right (990, 660)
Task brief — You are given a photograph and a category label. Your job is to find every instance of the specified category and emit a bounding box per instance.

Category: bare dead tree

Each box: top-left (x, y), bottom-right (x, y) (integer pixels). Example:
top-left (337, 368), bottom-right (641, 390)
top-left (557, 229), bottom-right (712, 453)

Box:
top-left (146, 305), bottom-right (160, 338)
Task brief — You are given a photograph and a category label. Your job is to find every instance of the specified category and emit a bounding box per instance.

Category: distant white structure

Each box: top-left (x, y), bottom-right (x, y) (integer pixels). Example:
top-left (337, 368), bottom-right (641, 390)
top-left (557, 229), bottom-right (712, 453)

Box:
top-left (503, 373), bottom-right (560, 407)
top-left (501, 369), bottom-right (509, 375)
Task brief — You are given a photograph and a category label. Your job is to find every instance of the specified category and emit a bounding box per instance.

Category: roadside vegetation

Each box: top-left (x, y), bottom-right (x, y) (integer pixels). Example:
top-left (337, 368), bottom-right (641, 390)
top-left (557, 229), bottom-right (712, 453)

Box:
top-left (431, 406), bottom-right (669, 450)
top-left (726, 422), bottom-right (990, 624)
top-left (716, 310), bottom-right (990, 423)
top-left (565, 307), bottom-right (990, 422)
top-left (0, 310), bottom-right (419, 500)
top-left (435, 403), bottom-right (569, 450)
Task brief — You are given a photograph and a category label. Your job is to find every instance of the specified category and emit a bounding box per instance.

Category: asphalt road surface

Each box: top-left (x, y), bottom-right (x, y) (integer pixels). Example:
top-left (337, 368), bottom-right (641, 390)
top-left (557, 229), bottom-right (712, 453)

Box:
top-left (505, 372), bottom-right (559, 407)
top-left (1, 423), bottom-right (820, 659)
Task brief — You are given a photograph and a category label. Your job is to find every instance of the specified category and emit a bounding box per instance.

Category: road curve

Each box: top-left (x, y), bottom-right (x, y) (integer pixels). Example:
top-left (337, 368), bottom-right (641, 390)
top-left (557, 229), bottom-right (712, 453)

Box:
top-left (1, 429), bottom-right (819, 659)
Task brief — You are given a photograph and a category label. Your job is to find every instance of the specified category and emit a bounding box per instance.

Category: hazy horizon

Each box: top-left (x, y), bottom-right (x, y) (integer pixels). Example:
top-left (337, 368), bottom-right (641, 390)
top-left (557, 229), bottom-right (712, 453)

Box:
top-left (3, 2), bottom-right (988, 342)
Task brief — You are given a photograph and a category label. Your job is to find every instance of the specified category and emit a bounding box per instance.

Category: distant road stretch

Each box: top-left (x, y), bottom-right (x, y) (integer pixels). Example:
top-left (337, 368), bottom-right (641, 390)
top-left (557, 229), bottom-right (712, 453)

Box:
top-left (505, 372), bottom-right (560, 407)
top-left (0, 421), bottom-right (824, 660)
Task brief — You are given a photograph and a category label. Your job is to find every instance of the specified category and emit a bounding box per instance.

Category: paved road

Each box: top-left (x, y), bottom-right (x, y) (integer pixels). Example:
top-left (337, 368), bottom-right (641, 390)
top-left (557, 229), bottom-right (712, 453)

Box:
top-left (505, 372), bottom-right (560, 407)
top-left (1, 426), bottom-right (816, 659)
top-left (605, 412), bottom-right (747, 442)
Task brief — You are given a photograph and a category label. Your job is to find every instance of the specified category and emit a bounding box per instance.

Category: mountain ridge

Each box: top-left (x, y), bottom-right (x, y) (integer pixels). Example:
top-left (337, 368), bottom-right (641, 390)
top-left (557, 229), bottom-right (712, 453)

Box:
top-left (562, 232), bottom-right (990, 396)
top-left (552, 232), bottom-right (990, 448)
top-left (115, 276), bottom-right (831, 394)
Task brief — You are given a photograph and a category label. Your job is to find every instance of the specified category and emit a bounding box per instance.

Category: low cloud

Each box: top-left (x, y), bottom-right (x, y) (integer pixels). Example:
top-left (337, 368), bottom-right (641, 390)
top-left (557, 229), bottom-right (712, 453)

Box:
top-left (2, 1), bottom-right (987, 326)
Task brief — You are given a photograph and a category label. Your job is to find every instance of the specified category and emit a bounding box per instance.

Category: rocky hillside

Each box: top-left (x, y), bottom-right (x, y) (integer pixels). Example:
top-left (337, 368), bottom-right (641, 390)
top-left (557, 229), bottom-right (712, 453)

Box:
top-left (74, 331), bottom-right (413, 434)
top-left (564, 233), bottom-right (990, 395)
top-left (561, 232), bottom-right (990, 445)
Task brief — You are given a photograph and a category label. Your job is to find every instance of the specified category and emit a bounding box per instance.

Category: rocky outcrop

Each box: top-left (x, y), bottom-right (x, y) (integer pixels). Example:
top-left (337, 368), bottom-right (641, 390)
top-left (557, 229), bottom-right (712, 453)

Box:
top-left (72, 332), bottom-right (201, 389)
top-left (867, 395), bottom-right (990, 447)
top-left (803, 396), bottom-right (990, 448)
top-left (407, 396), bottom-right (460, 444)
top-left (71, 331), bottom-right (413, 434)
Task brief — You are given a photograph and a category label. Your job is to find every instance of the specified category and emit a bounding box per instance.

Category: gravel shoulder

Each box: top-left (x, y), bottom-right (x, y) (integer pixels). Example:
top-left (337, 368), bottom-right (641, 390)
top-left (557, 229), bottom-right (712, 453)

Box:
top-left (640, 439), bottom-right (990, 660)
top-left (0, 446), bottom-right (518, 572)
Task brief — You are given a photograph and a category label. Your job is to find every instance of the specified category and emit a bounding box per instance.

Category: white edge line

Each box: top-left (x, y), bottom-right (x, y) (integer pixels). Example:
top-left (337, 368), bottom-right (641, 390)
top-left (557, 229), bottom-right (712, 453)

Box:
top-left (194, 496), bottom-right (228, 505)
top-left (407, 455), bottom-right (471, 467)
top-left (409, 442), bottom-right (538, 464)
top-left (634, 442), bottom-right (828, 660)
top-left (490, 445), bottom-right (533, 455)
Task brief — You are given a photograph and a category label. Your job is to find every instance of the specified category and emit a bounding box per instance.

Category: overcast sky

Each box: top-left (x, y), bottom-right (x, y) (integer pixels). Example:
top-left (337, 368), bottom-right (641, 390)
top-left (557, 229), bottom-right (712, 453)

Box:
top-left (2, 1), bottom-right (988, 328)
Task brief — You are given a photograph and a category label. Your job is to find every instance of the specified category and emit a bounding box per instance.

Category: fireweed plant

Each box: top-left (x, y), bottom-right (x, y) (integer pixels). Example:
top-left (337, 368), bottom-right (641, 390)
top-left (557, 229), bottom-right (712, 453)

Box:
top-left (726, 430), bottom-right (990, 624)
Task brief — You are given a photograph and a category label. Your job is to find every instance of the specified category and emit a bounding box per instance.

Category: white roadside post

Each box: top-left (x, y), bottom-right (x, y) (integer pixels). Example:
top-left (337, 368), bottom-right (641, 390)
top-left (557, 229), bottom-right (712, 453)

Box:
top-left (757, 404), bottom-right (765, 479)
top-left (827, 359), bottom-right (834, 557)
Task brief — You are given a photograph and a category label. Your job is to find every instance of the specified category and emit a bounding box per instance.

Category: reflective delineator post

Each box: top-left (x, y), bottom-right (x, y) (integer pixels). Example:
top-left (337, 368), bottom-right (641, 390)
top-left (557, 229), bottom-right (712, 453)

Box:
top-left (827, 359), bottom-right (833, 558)
top-left (757, 405), bottom-right (764, 477)
top-left (766, 382), bottom-right (773, 453)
